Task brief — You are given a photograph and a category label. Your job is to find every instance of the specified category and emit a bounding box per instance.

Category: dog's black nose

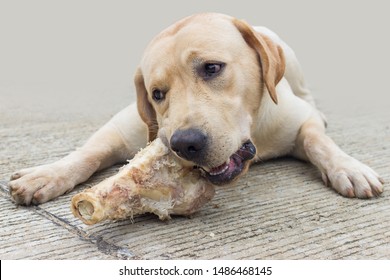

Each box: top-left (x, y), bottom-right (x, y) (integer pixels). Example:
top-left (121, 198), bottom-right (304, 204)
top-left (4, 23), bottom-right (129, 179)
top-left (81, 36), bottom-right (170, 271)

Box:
top-left (170, 129), bottom-right (207, 161)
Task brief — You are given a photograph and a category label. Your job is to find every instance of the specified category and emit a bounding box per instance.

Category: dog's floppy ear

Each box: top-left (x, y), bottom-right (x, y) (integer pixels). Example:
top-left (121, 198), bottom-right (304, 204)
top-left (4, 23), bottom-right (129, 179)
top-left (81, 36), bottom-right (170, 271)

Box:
top-left (233, 19), bottom-right (285, 104)
top-left (134, 67), bottom-right (158, 141)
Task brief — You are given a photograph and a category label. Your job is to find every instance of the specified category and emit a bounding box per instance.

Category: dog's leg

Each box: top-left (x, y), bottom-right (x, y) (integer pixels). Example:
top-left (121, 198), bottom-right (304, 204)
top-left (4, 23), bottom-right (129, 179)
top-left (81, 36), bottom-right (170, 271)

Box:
top-left (293, 117), bottom-right (384, 198)
top-left (9, 103), bottom-right (147, 205)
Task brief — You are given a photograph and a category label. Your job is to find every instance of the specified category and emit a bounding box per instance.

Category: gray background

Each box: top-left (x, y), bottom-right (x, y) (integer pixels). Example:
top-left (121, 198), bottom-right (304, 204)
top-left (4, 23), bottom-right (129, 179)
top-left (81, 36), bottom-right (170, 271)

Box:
top-left (1, 0), bottom-right (389, 122)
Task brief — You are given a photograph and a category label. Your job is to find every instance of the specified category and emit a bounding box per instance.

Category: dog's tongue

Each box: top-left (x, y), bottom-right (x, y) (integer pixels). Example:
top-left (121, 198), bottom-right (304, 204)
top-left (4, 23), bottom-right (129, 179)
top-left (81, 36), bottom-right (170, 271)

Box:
top-left (206, 141), bottom-right (256, 185)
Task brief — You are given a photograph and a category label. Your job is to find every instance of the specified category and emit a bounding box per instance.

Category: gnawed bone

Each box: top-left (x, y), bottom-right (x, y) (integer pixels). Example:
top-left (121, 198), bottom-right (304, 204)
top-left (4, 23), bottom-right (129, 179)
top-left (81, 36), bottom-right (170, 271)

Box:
top-left (71, 138), bottom-right (215, 225)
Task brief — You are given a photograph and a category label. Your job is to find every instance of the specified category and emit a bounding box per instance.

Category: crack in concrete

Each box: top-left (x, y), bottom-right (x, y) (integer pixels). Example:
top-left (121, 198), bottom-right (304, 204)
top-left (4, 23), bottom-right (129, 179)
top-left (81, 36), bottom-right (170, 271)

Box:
top-left (0, 180), bottom-right (138, 260)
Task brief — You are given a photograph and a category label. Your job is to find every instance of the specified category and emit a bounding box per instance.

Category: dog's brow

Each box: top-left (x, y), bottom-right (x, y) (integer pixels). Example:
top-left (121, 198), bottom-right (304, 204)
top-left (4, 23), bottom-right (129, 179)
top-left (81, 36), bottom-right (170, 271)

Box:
top-left (182, 49), bottom-right (200, 64)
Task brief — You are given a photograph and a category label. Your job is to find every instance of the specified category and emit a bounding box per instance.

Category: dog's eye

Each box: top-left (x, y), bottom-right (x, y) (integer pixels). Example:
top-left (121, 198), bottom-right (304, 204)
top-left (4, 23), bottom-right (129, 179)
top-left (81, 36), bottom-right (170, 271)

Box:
top-left (202, 62), bottom-right (225, 80)
top-left (205, 63), bottom-right (221, 74)
top-left (152, 89), bottom-right (165, 102)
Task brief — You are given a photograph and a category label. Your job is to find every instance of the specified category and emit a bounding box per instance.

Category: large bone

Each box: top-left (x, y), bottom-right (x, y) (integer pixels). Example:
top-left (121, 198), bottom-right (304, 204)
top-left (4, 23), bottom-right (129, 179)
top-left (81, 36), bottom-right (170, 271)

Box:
top-left (71, 138), bottom-right (215, 225)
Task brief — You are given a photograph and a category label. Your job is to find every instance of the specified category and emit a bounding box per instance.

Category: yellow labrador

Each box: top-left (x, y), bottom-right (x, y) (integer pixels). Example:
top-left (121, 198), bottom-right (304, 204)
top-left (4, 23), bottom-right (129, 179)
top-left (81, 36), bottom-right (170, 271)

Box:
top-left (9, 13), bottom-right (384, 205)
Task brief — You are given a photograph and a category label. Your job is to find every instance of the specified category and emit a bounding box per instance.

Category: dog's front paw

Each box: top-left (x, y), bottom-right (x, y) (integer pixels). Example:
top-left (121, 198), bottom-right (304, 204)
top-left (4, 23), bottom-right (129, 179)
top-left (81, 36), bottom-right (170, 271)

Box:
top-left (8, 163), bottom-right (75, 205)
top-left (322, 156), bottom-right (384, 198)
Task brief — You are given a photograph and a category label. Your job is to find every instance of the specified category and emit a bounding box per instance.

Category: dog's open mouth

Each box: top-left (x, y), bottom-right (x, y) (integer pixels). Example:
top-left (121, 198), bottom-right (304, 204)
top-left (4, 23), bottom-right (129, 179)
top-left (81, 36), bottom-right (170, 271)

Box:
top-left (200, 140), bottom-right (256, 185)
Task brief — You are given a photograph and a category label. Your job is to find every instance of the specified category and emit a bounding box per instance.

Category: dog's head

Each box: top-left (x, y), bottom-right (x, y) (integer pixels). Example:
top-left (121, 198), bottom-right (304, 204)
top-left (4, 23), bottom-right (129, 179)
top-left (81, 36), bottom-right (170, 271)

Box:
top-left (135, 13), bottom-right (285, 185)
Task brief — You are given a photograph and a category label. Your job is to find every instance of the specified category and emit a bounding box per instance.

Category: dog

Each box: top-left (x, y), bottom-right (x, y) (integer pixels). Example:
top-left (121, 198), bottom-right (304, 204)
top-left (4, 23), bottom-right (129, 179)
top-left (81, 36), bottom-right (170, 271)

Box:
top-left (9, 13), bottom-right (384, 205)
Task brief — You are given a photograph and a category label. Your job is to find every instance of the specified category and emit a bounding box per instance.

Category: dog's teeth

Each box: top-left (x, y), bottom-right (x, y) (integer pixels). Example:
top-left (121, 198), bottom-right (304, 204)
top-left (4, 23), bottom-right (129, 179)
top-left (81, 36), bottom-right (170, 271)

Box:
top-left (202, 166), bottom-right (211, 172)
top-left (209, 164), bottom-right (229, 176)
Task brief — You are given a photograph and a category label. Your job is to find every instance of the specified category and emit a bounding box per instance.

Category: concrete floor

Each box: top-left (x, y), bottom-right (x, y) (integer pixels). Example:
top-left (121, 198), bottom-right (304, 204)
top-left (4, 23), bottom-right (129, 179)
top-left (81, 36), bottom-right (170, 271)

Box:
top-left (1, 91), bottom-right (389, 259)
